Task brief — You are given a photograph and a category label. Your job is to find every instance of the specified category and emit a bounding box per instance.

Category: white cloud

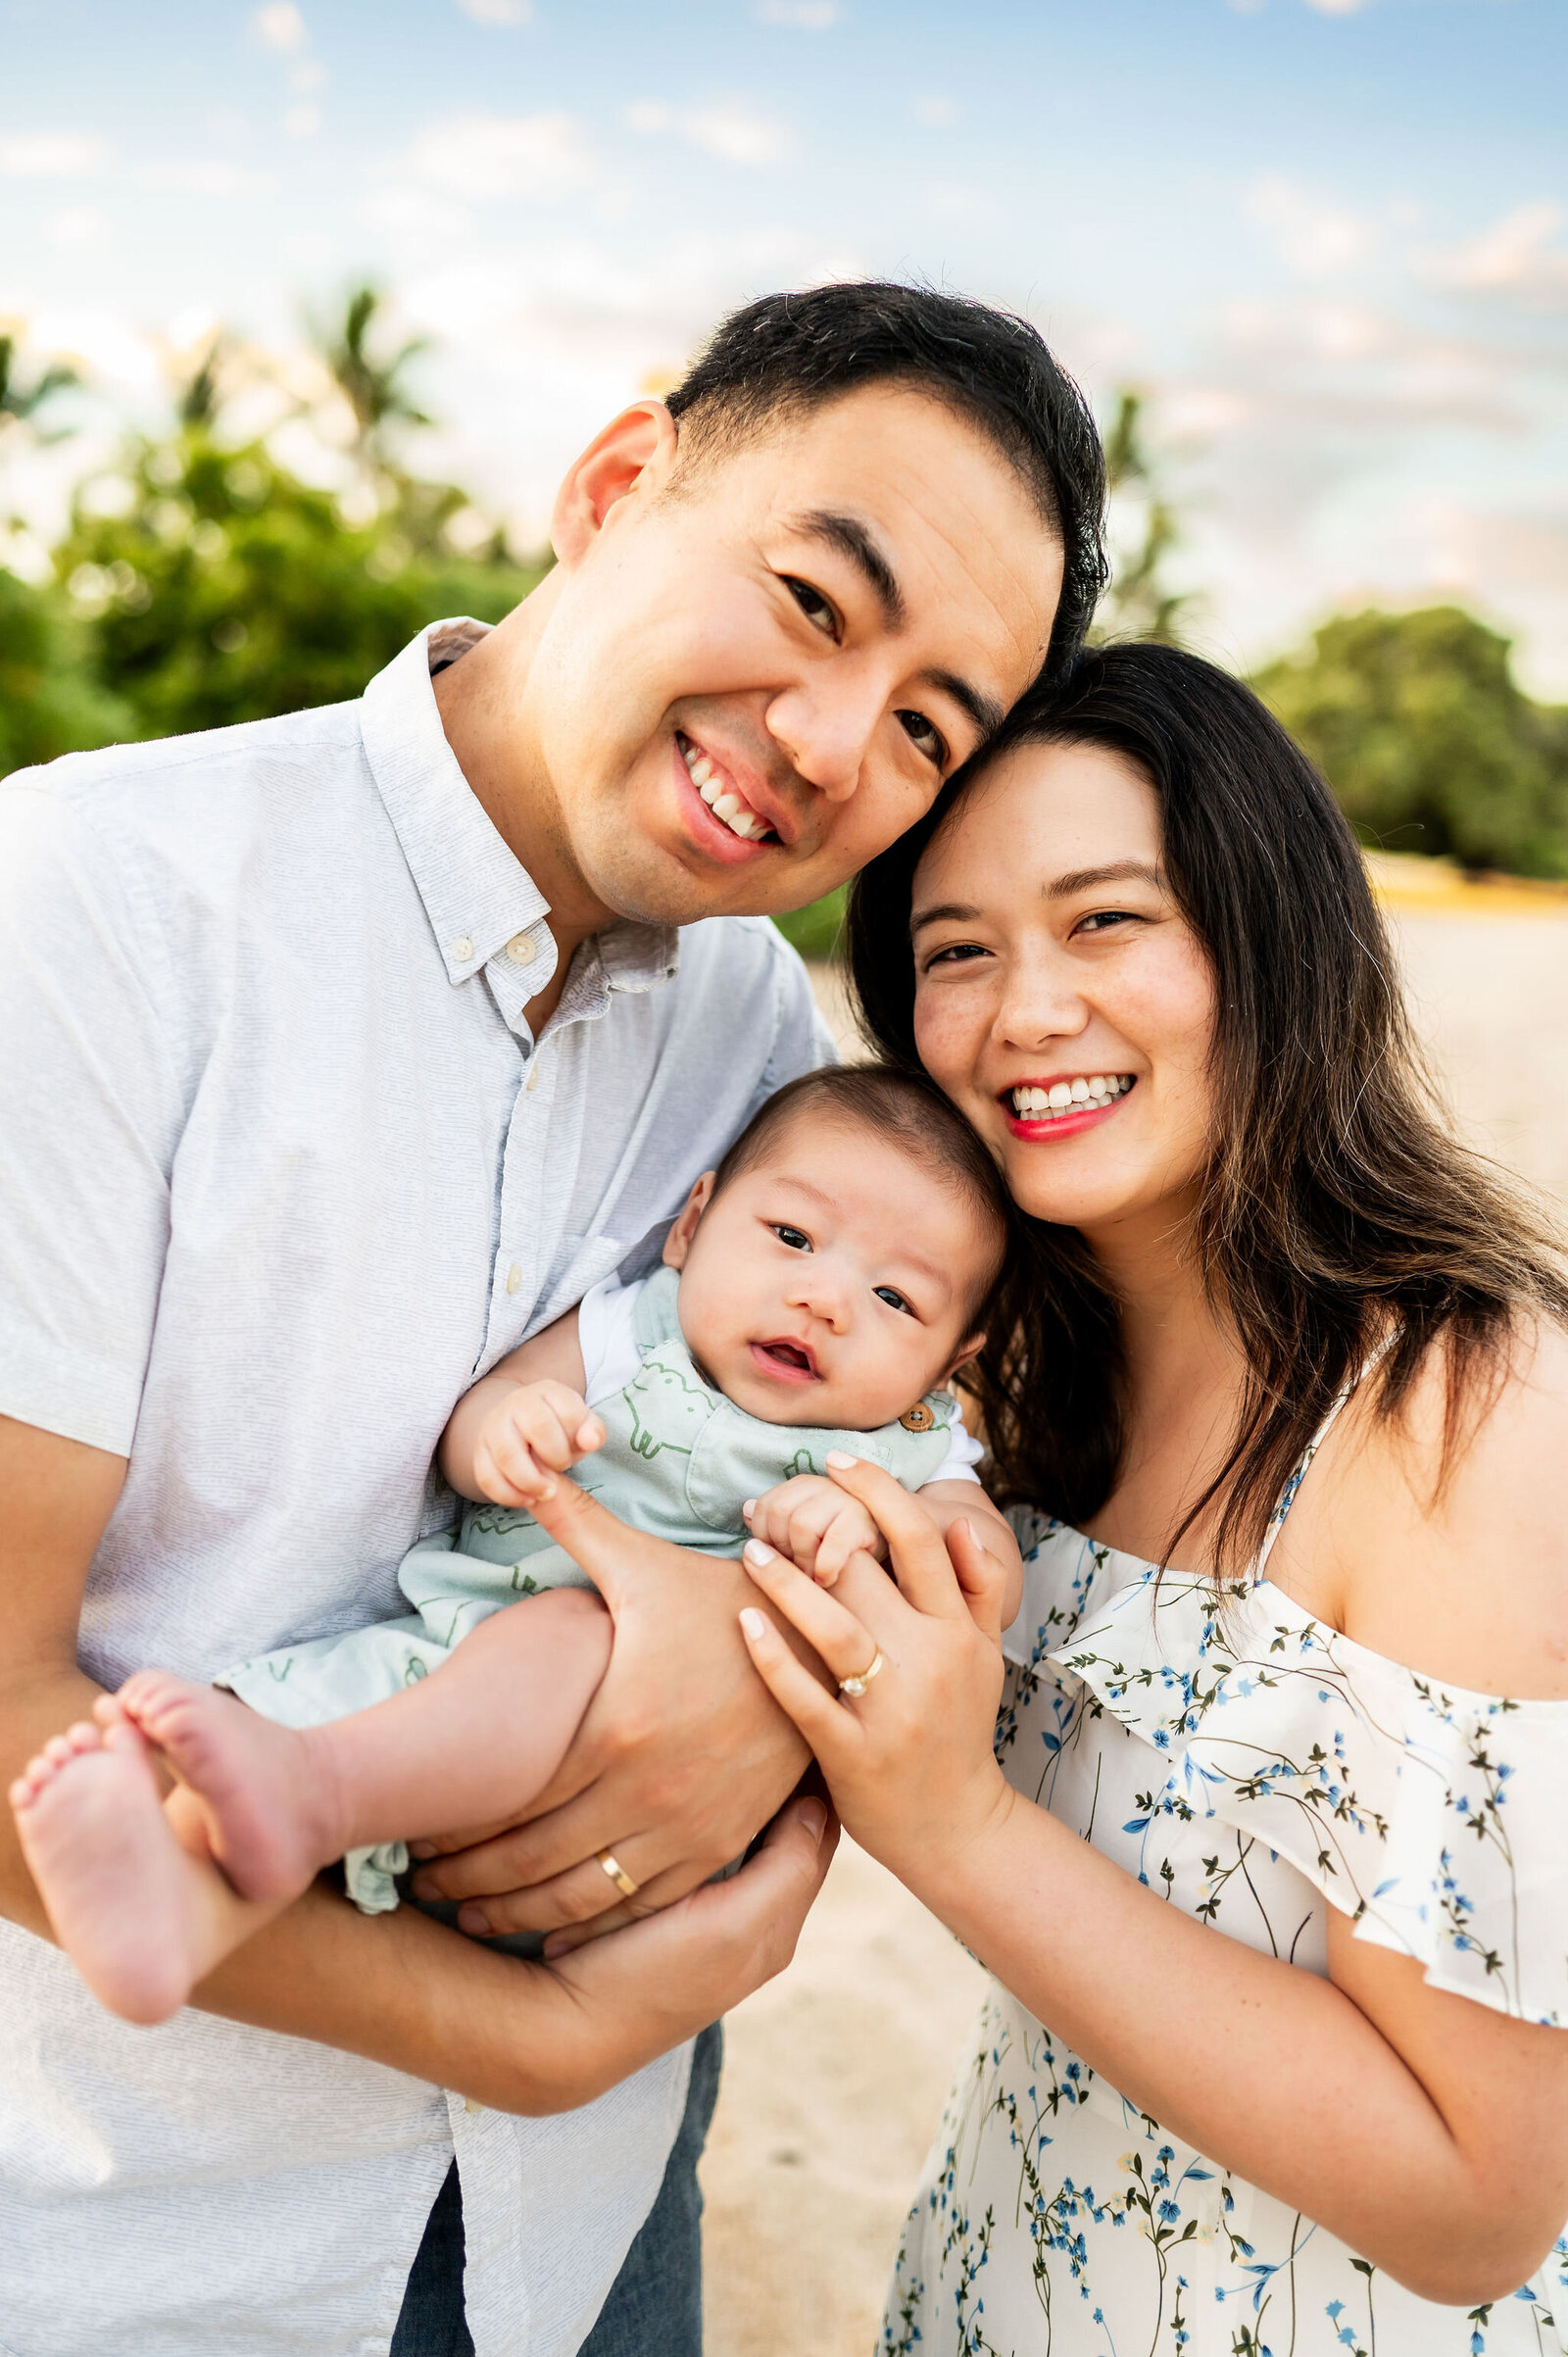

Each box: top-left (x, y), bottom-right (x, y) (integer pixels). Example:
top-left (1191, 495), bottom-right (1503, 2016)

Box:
top-left (410, 112), bottom-right (602, 202)
top-left (137, 159), bottom-right (273, 199)
top-left (251, 3), bottom-right (307, 52)
top-left (625, 100), bottom-right (791, 167)
top-left (1245, 175), bottom-right (1372, 276)
top-left (1430, 201), bottom-right (1568, 310)
top-left (0, 133), bottom-right (110, 177)
top-left (44, 206), bottom-right (109, 248)
top-left (754, 1), bottom-right (839, 26)
top-left (455, 0), bottom-right (534, 21)
top-left (1302, 0), bottom-right (1370, 14)
top-left (284, 104), bottom-right (321, 140)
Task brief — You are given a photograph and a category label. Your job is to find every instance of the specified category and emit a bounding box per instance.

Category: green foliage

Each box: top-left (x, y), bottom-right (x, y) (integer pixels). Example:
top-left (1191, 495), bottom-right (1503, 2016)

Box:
top-left (771, 885), bottom-right (847, 963)
top-left (47, 430), bottom-right (546, 747)
top-left (1253, 606), bottom-right (1568, 878)
top-left (1096, 388), bottom-right (1190, 648)
top-left (0, 568), bottom-right (133, 776)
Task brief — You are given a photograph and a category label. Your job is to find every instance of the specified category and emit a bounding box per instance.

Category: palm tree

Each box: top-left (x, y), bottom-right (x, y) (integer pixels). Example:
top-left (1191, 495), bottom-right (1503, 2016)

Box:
top-left (1098, 388), bottom-right (1190, 647)
top-left (308, 283), bottom-right (432, 466)
top-left (0, 335), bottom-right (78, 445)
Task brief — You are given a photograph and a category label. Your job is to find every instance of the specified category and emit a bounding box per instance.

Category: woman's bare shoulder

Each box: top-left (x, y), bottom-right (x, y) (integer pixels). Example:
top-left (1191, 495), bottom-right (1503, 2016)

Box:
top-left (1356, 1317), bottom-right (1568, 1695)
top-left (1283, 1316), bottom-right (1568, 1699)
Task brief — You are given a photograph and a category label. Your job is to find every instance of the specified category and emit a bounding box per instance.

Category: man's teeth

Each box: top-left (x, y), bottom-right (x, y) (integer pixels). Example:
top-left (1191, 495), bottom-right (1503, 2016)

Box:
top-left (679, 736), bottom-right (770, 842)
top-left (1010, 1076), bottom-right (1135, 1119)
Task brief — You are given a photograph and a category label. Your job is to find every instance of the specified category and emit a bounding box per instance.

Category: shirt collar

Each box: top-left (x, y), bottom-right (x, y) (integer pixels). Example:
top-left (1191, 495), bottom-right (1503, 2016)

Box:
top-left (358, 619), bottom-right (679, 996)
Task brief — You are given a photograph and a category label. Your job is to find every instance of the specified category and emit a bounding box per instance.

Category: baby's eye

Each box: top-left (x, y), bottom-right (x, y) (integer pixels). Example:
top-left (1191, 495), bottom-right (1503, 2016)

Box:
top-left (874, 1285), bottom-right (914, 1316)
top-left (771, 1223), bottom-right (812, 1252)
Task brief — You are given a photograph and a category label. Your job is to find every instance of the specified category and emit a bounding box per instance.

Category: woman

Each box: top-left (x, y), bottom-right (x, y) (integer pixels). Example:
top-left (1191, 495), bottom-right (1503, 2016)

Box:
top-left (737, 644), bottom-right (1568, 2354)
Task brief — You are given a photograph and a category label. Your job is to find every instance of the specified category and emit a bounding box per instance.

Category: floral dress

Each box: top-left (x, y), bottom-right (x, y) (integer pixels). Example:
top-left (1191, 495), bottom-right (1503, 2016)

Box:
top-left (883, 1428), bottom-right (1568, 2356)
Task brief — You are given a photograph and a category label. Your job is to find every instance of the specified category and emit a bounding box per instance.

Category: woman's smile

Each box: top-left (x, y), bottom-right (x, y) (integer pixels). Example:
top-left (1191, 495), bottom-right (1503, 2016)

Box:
top-left (1003, 1072), bottom-right (1136, 1140)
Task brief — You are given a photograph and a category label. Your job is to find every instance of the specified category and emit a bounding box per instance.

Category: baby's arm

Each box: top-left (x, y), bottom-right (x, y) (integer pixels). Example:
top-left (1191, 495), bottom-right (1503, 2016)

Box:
top-left (439, 1307), bottom-right (605, 1506)
top-left (745, 1473), bottom-right (1024, 1624)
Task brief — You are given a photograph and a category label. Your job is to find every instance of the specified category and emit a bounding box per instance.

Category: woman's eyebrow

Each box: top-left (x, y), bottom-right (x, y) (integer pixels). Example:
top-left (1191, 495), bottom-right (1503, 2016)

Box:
top-left (910, 900), bottom-right (980, 935)
top-left (1045, 860), bottom-right (1162, 899)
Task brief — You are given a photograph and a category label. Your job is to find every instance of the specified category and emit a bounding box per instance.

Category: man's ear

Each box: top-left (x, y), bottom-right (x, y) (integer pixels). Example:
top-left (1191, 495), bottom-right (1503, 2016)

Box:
top-left (662, 1172), bottom-right (717, 1271)
top-left (942, 1331), bottom-right (986, 1385)
top-left (551, 400), bottom-right (679, 567)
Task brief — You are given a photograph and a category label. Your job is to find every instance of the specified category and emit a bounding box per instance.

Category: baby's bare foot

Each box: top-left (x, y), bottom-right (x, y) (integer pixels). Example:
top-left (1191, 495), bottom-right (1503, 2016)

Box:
top-left (113, 1671), bottom-right (345, 1904)
top-left (11, 1706), bottom-right (203, 2025)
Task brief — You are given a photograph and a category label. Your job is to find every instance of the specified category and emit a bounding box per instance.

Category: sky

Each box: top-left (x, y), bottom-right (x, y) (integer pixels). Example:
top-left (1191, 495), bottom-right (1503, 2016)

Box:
top-left (3, 0), bottom-right (1566, 689)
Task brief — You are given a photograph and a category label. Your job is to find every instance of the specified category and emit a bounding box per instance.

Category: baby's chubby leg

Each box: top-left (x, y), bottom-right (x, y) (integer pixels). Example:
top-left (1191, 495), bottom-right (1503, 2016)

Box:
top-left (11, 1588), bottom-right (611, 2026)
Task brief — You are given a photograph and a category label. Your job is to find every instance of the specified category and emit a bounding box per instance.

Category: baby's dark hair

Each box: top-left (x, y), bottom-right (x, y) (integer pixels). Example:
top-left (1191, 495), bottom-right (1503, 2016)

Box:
top-left (710, 1064), bottom-right (1014, 1334)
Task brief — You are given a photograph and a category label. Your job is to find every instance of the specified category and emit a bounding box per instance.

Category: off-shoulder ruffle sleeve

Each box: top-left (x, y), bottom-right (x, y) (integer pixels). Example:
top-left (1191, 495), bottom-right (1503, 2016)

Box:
top-left (1052, 1568), bottom-right (1568, 2027)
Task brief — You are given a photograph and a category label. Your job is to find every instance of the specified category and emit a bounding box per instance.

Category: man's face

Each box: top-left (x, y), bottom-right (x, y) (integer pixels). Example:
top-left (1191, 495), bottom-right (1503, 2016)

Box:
top-left (528, 383), bottom-right (1065, 925)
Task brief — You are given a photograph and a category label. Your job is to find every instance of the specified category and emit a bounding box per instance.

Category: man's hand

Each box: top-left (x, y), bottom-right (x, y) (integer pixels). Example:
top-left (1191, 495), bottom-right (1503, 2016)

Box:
top-left (410, 1478), bottom-right (821, 1940)
top-left (743, 1473), bottom-right (889, 1586)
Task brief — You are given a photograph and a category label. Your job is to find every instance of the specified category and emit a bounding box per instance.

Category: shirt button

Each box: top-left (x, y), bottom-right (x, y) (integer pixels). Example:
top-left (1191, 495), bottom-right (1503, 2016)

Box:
top-left (525, 1064), bottom-right (541, 1093)
top-left (506, 1263), bottom-right (523, 1295)
top-left (506, 932), bottom-right (537, 965)
top-left (450, 935), bottom-right (474, 963)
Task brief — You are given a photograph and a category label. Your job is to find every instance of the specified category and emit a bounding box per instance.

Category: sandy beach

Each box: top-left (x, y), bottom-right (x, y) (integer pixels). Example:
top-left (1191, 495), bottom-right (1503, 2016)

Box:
top-left (701, 895), bottom-right (1568, 2356)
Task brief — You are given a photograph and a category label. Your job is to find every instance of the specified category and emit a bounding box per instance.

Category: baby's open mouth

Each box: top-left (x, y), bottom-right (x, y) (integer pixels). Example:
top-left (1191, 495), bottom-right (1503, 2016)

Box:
top-left (751, 1338), bottom-right (819, 1381)
top-left (678, 731), bottom-right (778, 844)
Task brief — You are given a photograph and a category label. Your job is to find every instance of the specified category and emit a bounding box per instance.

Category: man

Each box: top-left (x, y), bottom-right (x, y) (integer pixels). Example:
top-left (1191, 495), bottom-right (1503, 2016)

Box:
top-left (0, 282), bottom-right (1103, 2354)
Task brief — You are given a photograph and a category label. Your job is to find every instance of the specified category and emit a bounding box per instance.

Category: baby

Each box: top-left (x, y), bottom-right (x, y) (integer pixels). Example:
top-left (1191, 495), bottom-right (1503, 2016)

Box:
top-left (12, 1066), bottom-right (1022, 2026)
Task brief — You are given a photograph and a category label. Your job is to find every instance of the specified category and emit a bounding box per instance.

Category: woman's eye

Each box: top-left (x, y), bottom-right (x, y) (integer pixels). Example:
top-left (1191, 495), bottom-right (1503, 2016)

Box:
top-left (896, 709), bottom-right (948, 768)
top-left (1076, 908), bottom-right (1137, 936)
top-left (771, 1224), bottom-right (812, 1252)
top-left (784, 578), bottom-right (839, 639)
top-left (923, 942), bottom-right (990, 970)
top-left (873, 1286), bottom-right (914, 1316)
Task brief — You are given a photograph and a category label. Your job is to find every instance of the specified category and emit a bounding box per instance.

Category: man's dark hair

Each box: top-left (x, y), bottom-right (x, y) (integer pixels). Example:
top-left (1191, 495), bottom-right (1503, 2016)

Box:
top-left (666, 281), bottom-right (1107, 683)
top-left (710, 1062), bottom-right (1014, 1330)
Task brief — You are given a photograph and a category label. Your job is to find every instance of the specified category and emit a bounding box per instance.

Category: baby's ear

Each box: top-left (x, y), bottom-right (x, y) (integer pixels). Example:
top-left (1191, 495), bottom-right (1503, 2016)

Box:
top-left (662, 1171), bottom-right (717, 1270)
top-left (943, 1331), bottom-right (986, 1383)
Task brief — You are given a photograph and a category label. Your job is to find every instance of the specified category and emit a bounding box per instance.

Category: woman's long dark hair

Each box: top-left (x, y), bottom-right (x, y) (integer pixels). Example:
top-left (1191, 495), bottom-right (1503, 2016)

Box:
top-left (849, 642), bottom-right (1568, 1572)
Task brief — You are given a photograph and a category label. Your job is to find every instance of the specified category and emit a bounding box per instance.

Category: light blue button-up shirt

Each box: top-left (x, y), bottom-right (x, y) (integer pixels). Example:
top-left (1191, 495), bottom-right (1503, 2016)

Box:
top-left (0, 620), bottom-right (832, 2355)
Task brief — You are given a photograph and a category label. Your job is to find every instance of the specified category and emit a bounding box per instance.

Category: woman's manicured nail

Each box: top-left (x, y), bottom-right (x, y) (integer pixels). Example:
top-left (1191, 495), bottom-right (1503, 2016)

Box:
top-left (740, 1607), bottom-right (767, 1642)
top-left (742, 1498), bottom-right (757, 1519)
top-left (457, 1904), bottom-right (492, 1937)
top-left (743, 1538), bottom-right (775, 1566)
top-left (825, 1450), bottom-right (858, 1470)
top-left (797, 1797), bottom-right (827, 1842)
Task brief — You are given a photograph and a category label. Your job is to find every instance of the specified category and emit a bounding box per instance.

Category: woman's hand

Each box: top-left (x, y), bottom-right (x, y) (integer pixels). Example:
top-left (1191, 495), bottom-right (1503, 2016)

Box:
top-left (736, 1451), bottom-right (1017, 1892)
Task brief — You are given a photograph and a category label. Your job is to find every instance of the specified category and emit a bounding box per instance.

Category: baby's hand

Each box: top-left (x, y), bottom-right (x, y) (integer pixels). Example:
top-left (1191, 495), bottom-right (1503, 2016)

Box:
top-left (471, 1381), bottom-right (606, 1509)
top-left (743, 1474), bottom-right (890, 1587)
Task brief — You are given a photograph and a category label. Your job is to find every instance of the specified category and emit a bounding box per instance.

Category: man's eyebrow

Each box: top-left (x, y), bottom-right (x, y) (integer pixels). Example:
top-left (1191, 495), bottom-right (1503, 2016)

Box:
top-left (794, 510), bottom-right (906, 628)
top-left (920, 668), bottom-right (1005, 743)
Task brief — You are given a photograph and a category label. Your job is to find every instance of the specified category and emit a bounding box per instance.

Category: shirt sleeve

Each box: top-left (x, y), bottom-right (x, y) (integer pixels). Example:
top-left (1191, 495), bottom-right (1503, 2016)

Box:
top-left (920, 1423), bottom-right (984, 1488)
top-left (0, 779), bottom-right (184, 1455)
top-left (578, 1272), bottom-right (647, 1408)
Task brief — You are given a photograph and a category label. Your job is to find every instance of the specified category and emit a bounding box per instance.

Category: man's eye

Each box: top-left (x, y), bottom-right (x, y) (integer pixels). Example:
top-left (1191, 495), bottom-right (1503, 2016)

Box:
top-left (874, 1285), bottom-right (914, 1316)
top-left (896, 709), bottom-right (948, 768)
top-left (784, 577), bottom-right (839, 639)
top-left (771, 1224), bottom-right (812, 1252)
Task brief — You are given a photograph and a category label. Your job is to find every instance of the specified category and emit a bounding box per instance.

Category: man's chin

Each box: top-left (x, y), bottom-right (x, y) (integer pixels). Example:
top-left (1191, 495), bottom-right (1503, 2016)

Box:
top-left (584, 837), bottom-right (826, 931)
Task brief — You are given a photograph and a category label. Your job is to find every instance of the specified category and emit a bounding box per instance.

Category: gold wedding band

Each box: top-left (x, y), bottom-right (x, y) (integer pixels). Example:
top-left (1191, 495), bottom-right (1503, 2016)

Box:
top-left (596, 1848), bottom-right (640, 1899)
top-left (838, 1649), bottom-right (886, 1700)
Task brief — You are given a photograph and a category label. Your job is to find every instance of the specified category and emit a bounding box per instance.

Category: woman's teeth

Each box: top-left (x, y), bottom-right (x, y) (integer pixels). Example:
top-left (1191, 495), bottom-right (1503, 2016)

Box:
top-left (1010, 1075), bottom-right (1134, 1119)
top-left (679, 734), bottom-right (772, 842)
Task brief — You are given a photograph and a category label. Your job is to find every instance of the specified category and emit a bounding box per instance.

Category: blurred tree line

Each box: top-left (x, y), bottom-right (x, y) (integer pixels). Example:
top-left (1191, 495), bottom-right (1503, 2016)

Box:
top-left (5, 334), bottom-right (1568, 959)
top-left (0, 291), bottom-right (545, 781)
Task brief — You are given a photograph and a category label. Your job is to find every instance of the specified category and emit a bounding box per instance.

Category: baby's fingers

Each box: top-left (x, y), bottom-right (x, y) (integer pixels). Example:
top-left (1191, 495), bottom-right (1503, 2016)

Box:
top-left (473, 1432), bottom-right (554, 1507)
top-left (813, 1507), bottom-right (886, 1588)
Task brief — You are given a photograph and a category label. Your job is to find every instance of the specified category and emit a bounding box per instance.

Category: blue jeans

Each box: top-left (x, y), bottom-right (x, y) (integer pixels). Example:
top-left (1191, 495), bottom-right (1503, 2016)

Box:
top-left (390, 2022), bottom-right (723, 2356)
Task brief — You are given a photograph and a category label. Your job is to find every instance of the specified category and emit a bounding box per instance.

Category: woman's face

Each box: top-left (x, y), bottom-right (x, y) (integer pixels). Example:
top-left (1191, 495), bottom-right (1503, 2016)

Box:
top-left (911, 739), bottom-right (1218, 1248)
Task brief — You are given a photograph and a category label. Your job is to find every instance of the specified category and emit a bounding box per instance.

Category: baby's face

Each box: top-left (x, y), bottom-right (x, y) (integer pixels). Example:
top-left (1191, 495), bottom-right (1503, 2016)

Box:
top-left (663, 1113), bottom-right (991, 1430)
